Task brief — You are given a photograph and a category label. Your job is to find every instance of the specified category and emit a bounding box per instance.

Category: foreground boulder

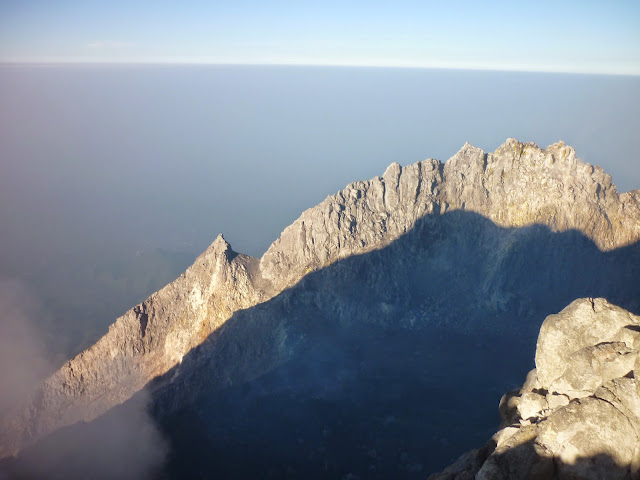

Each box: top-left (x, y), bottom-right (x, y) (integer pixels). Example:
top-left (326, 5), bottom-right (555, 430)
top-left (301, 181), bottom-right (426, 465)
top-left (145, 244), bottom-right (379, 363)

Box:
top-left (430, 298), bottom-right (640, 479)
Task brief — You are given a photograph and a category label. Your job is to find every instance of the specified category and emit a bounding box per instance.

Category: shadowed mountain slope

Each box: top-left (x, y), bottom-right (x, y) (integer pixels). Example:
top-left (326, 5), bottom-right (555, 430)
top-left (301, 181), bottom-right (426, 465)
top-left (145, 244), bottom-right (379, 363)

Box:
top-left (3, 211), bottom-right (639, 479)
top-left (1, 139), bottom-right (639, 479)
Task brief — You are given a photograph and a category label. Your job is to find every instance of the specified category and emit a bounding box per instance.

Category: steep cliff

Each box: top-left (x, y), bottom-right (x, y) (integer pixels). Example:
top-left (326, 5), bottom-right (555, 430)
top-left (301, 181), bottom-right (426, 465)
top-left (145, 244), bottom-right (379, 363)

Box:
top-left (1, 139), bottom-right (639, 473)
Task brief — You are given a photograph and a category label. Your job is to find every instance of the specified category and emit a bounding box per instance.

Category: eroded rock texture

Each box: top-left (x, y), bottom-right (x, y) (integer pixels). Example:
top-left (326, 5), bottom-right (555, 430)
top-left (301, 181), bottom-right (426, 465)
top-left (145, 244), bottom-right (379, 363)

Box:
top-left (1, 139), bottom-right (639, 467)
top-left (431, 298), bottom-right (640, 480)
top-left (262, 139), bottom-right (640, 290)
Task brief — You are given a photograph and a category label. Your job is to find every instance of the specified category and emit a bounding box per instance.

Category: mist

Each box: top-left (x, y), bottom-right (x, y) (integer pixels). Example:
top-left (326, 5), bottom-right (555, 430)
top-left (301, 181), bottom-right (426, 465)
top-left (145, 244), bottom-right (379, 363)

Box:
top-left (0, 277), bottom-right (51, 412)
top-left (0, 64), bottom-right (638, 364)
top-left (0, 277), bottom-right (169, 479)
top-left (0, 65), bottom-right (638, 479)
top-left (0, 389), bottom-right (168, 480)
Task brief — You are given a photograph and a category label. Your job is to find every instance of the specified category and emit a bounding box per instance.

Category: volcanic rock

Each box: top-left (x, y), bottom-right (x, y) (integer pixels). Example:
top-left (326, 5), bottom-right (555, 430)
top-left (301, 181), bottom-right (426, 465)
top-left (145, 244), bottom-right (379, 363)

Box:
top-left (1, 139), bottom-right (639, 472)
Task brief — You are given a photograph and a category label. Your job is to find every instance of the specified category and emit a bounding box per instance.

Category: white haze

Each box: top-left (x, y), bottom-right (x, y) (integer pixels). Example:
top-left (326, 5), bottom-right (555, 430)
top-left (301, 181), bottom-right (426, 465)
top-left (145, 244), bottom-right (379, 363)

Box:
top-left (0, 277), bottom-right (50, 411)
top-left (0, 64), bottom-right (638, 479)
top-left (0, 277), bottom-right (168, 479)
top-left (3, 389), bottom-right (168, 480)
top-left (1, 65), bottom-right (638, 357)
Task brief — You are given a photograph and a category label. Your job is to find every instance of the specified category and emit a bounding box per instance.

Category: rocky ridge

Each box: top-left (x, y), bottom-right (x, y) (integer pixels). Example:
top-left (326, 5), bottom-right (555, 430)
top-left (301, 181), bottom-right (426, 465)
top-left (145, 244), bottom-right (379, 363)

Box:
top-left (430, 298), bottom-right (640, 479)
top-left (1, 138), bottom-right (639, 459)
top-left (262, 139), bottom-right (640, 288)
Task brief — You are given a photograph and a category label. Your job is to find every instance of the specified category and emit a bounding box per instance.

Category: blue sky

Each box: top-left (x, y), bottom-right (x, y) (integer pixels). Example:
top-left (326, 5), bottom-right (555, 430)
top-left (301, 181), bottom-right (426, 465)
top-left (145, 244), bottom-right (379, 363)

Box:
top-left (1, 1), bottom-right (639, 74)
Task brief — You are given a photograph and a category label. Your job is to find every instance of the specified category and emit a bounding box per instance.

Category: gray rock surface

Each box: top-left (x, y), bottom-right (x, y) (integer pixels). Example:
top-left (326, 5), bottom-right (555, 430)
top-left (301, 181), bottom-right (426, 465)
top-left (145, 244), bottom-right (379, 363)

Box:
top-left (430, 298), bottom-right (640, 479)
top-left (262, 139), bottom-right (639, 289)
top-left (1, 139), bottom-right (639, 460)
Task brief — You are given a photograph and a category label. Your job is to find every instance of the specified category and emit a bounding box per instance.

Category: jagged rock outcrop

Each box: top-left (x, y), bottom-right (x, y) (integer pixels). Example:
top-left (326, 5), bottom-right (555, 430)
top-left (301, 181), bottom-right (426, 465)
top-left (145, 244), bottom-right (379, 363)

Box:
top-left (1, 138), bottom-right (639, 461)
top-left (262, 139), bottom-right (640, 288)
top-left (430, 298), bottom-right (640, 479)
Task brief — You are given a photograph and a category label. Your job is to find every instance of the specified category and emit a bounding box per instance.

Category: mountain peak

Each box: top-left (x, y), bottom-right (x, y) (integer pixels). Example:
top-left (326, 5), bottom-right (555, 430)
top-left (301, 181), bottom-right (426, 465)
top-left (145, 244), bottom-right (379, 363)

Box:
top-left (209, 233), bottom-right (231, 255)
top-left (262, 138), bottom-right (638, 289)
top-left (382, 161), bottom-right (402, 183)
top-left (2, 139), bottom-right (639, 463)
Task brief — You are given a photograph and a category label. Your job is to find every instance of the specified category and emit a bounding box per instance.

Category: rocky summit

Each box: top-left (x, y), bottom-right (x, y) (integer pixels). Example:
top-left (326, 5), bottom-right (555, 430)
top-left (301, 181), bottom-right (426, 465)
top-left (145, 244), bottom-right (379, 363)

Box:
top-left (1, 139), bottom-right (639, 479)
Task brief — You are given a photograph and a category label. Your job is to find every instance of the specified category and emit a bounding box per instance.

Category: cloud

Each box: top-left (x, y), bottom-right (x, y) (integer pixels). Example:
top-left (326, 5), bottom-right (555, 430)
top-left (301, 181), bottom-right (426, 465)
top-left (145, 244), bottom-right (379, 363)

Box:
top-left (2, 389), bottom-right (168, 480)
top-left (0, 276), bottom-right (169, 479)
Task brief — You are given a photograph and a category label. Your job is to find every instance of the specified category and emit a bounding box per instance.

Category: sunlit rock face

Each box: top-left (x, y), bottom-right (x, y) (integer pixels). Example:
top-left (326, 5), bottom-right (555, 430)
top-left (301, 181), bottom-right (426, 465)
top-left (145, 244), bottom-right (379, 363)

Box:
top-left (430, 298), bottom-right (640, 480)
top-left (0, 234), bottom-right (268, 457)
top-left (1, 139), bottom-right (639, 475)
top-left (262, 138), bottom-right (640, 289)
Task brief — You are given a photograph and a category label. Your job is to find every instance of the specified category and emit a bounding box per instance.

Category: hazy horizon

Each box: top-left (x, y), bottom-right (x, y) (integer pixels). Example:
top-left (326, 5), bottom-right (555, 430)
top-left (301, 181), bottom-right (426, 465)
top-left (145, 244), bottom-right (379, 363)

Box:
top-left (3, 2), bottom-right (639, 75)
top-left (2, 3), bottom-right (639, 478)
top-left (5, 62), bottom-right (640, 77)
top-left (1, 64), bottom-right (639, 359)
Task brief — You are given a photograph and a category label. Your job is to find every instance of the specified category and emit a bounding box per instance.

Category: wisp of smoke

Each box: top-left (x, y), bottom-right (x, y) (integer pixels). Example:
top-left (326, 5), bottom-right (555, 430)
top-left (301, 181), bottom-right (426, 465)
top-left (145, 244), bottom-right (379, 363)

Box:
top-left (0, 277), bottom-right (169, 479)
top-left (0, 277), bottom-right (50, 412)
top-left (5, 389), bottom-right (169, 480)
